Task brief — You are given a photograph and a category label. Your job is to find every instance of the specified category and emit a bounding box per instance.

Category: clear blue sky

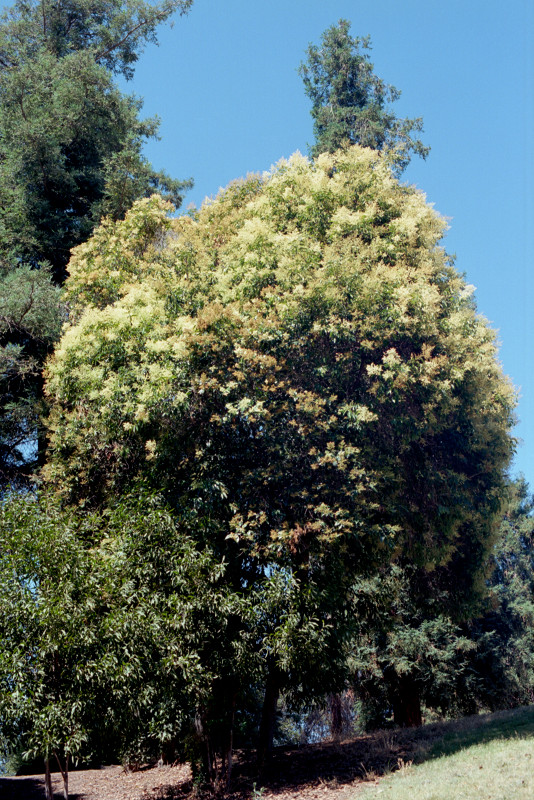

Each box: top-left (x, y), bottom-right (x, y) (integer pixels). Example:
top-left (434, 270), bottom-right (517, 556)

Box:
top-left (128, 0), bottom-right (534, 489)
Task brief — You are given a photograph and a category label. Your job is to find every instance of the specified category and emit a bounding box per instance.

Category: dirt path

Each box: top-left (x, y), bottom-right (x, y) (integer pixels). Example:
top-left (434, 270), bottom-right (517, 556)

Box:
top-left (2, 708), bottom-right (529, 800)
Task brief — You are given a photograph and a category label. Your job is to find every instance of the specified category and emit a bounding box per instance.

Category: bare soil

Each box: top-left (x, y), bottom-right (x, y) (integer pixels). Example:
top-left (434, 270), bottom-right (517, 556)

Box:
top-left (0, 724), bottom-right (444, 800)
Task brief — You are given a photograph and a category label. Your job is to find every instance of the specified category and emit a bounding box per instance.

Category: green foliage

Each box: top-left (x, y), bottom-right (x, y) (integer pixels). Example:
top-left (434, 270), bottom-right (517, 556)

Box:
top-left (0, 265), bottom-right (63, 484)
top-left (491, 479), bottom-right (534, 700)
top-left (0, 0), bottom-right (194, 80)
top-left (0, 0), bottom-right (193, 278)
top-left (463, 479), bottom-right (534, 710)
top-left (0, 491), bottom-right (250, 775)
top-left (0, 0), bottom-right (193, 486)
top-left (299, 20), bottom-right (429, 171)
top-left (352, 479), bottom-right (534, 728)
top-left (351, 567), bottom-right (482, 729)
top-left (46, 148), bottom-right (514, 558)
top-left (0, 494), bottom-right (100, 769)
top-left (42, 145), bottom-right (515, 760)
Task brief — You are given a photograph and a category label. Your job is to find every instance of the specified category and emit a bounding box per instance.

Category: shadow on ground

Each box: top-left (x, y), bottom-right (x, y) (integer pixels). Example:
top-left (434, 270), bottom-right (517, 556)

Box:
top-left (2, 707), bottom-right (533, 800)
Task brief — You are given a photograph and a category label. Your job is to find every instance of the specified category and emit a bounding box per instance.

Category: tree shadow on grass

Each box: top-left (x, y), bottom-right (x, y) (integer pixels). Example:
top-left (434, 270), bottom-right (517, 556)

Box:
top-left (419, 705), bottom-right (534, 762)
top-left (234, 706), bottom-right (534, 797)
top-left (2, 708), bottom-right (533, 800)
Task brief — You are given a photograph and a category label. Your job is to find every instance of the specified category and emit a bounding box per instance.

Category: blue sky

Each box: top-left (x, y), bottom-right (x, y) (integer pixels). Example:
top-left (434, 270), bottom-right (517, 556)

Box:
top-left (128, 0), bottom-right (533, 489)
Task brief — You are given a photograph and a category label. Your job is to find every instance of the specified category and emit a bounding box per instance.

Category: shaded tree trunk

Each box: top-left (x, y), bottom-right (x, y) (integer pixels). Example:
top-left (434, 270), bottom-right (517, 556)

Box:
top-left (257, 665), bottom-right (282, 772)
top-left (44, 757), bottom-right (53, 800)
top-left (55, 752), bottom-right (69, 800)
top-left (329, 693), bottom-right (343, 741)
top-left (193, 709), bottom-right (215, 783)
top-left (222, 693), bottom-right (236, 788)
top-left (393, 678), bottom-right (422, 727)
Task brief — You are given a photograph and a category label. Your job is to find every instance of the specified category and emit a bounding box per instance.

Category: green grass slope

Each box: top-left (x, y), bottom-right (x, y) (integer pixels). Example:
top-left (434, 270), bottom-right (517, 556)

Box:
top-left (362, 706), bottom-right (534, 800)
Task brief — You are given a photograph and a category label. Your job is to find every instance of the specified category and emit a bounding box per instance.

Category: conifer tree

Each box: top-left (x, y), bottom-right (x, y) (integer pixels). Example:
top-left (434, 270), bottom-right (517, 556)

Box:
top-left (299, 19), bottom-right (429, 172)
top-left (468, 479), bottom-right (534, 709)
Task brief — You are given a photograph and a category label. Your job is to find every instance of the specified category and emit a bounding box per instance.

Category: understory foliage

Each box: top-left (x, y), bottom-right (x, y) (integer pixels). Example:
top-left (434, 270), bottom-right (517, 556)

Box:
top-left (39, 145), bottom-right (515, 770)
top-left (351, 567), bottom-right (481, 730)
top-left (346, 478), bottom-right (534, 731)
top-left (466, 479), bottom-right (534, 710)
top-left (0, 492), bottom-right (245, 785)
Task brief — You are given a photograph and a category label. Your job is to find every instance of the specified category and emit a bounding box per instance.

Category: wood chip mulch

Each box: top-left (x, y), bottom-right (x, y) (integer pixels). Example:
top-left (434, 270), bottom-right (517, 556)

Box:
top-left (0, 725), bottom-right (443, 800)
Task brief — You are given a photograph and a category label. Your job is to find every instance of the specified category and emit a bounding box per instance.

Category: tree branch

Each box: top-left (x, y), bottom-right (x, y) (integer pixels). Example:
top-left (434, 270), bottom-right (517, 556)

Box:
top-left (94, 2), bottom-right (178, 66)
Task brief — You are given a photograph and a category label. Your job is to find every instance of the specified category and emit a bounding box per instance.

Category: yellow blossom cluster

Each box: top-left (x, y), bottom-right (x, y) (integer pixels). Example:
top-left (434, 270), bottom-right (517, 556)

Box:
top-left (44, 146), bottom-right (514, 575)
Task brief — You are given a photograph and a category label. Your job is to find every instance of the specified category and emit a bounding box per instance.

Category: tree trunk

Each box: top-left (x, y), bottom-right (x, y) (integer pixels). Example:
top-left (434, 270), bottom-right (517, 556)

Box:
top-left (194, 710), bottom-right (215, 783)
top-left (257, 665), bottom-right (281, 773)
top-left (393, 678), bottom-right (422, 727)
top-left (223, 724), bottom-right (233, 787)
top-left (44, 757), bottom-right (53, 800)
top-left (55, 751), bottom-right (69, 800)
top-left (330, 693), bottom-right (343, 741)
top-left (222, 693), bottom-right (236, 787)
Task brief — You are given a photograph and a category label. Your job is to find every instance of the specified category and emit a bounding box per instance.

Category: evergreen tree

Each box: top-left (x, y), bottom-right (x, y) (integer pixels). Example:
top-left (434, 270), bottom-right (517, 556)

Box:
top-left (0, 0), bottom-right (193, 278)
top-left (0, 0), bottom-right (193, 485)
top-left (351, 566), bottom-right (482, 730)
top-left (352, 480), bottom-right (534, 728)
top-left (0, 265), bottom-right (62, 486)
top-left (299, 19), bottom-right (429, 172)
top-left (467, 479), bottom-right (534, 710)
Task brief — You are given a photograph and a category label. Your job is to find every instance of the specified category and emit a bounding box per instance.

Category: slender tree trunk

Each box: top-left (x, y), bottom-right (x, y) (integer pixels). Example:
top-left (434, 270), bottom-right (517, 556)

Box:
top-left (222, 693), bottom-right (236, 787)
top-left (56, 752), bottom-right (69, 800)
top-left (330, 692), bottom-right (343, 741)
top-left (257, 665), bottom-right (281, 773)
top-left (223, 724), bottom-right (233, 787)
top-left (44, 757), bottom-right (53, 800)
top-left (194, 709), bottom-right (215, 783)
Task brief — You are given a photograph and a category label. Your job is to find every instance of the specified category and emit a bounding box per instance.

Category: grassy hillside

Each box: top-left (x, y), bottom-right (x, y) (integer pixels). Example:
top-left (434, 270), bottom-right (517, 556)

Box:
top-left (362, 706), bottom-right (534, 800)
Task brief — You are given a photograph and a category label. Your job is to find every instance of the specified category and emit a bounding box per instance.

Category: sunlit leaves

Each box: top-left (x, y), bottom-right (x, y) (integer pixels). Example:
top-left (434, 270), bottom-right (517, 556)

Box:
top-left (43, 146), bottom-right (516, 749)
top-left (298, 19), bottom-right (429, 171)
top-left (46, 147), bottom-right (515, 574)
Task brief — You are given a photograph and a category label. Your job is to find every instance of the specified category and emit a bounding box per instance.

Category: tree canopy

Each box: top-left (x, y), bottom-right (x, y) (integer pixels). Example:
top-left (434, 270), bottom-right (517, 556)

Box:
top-left (41, 145), bottom-right (515, 765)
top-left (0, 0), bottom-right (193, 279)
top-left (299, 20), bottom-right (429, 171)
top-left (0, 0), bottom-right (193, 80)
top-left (0, 0), bottom-right (193, 487)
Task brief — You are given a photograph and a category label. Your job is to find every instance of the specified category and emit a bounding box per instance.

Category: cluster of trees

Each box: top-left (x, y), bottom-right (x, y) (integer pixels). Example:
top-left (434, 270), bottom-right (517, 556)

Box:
top-left (0, 0), bottom-right (192, 488)
top-left (0, 10), bottom-right (532, 800)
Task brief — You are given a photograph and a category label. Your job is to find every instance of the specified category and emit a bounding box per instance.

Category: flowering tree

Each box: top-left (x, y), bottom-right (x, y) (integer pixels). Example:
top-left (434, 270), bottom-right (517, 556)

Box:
top-left (43, 145), bottom-right (515, 768)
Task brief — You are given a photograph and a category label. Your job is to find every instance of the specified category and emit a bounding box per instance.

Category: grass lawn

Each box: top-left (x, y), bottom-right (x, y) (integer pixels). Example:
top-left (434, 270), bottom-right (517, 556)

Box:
top-left (360, 706), bottom-right (534, 800)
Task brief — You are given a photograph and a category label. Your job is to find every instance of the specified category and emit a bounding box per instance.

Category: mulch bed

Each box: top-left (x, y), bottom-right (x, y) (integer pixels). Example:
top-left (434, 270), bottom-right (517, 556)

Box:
top-left (0, 725), bottom-right (443, 800)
